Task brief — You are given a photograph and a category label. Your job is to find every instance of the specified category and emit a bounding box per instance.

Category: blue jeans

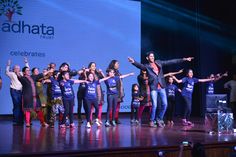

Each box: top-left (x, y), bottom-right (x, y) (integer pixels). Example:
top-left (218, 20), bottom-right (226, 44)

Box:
top-left (10, 88), bottom-right (24, 124)
top-left (150, 88), bottom-right (167, 121)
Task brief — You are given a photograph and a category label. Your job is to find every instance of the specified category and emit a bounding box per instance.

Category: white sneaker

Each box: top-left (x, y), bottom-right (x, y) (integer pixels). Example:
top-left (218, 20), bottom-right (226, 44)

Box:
top-left (86, 122), bottom-right (91, 128)
top-left (95, 118), bottom-right (101, 127)
top-left (105, 121), bottom-right (111, 127)
top-left (98, 119), bottom-right (103, 124)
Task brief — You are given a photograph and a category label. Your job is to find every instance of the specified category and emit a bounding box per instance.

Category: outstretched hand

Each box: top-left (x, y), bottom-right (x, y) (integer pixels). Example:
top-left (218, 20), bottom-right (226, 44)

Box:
top-left (128, 57), bottom-right (135, 63)
top-left (130, 72), bottom-right (135, 76)
top-left (183, 57), bottom-right (194, 62)
top-left (178, 69), bottom-right (184, 73)
top-left (24, 57), bottom-right (28, 63)
top-left (7, 59), bottom-right (11, 66)
top-left (223, 71), bottom-right (228, 77)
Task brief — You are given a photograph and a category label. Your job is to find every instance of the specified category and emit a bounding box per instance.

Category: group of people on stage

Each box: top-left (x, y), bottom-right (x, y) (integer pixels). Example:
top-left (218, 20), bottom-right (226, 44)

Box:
top-left (5, 51), bottom-right (233, 129)
top-left (5, 57), bottom-right (134, 128)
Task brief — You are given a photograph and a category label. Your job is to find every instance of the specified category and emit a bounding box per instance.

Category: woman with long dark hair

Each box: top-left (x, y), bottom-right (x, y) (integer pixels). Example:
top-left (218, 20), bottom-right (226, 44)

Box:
top-left (137, 70), bottom-right (152, 123)
top-left (105, 69), bottom-right (134, 127)
top-left (107, 60), bottom-right (124, 124)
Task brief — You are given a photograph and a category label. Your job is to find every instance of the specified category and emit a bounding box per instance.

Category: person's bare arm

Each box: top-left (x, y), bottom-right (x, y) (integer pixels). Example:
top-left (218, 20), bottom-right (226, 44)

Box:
top-left (120, 72), bottom-right (134, 79)
top-left (24, 57), bottom-right (29, 68)
top-left (99, 76), bottom-right (111, 83)
top-left (198, 78), bottom-right (214, 83)
top-left (172, 76), bottom-right (182, 83)
top-left (215, 71), bottom-right (228, 81)
top-left (5, 60), bottom-right (12, 77)
top-left (164, 69), bottom-right (184, 77)
top-left (73, 79), bottom-right (89, 84)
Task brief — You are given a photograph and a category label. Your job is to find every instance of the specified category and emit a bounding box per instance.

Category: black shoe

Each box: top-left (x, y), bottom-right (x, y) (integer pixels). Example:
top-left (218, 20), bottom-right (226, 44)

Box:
top-left (78, 119), bottom-right (83, 124)
top-left (105, 121), bottom-right (111, 127)
top-left (115, 120), bottom-right (121, 124)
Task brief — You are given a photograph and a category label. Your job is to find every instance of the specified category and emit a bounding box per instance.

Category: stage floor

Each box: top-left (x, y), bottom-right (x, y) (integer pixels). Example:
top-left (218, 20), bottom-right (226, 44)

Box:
top-left (1, 115), bottom-right (236, 156)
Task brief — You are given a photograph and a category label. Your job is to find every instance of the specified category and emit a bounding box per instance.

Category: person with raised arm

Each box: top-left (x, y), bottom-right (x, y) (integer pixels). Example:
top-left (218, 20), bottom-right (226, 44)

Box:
top-left (5, 57), bottom-right (29, 125)
top-left (206, 72), bottom-right (228, 94)
top-left (107, 60), bottom-right (125, 124)
top-left (105, 69), bottom-right (134, 127)
top-left (84, 72), bottom-right (110, 128)
top-left (59, 71), bottom-right (88, 128)
top-left (86, 62), bottom-right (105, 125)
top-left (17, 66), bottom-right (51, 127)
top-left (172, 69), bottom-right (213, 126)
top-left (128, 51), bottom-right (193, 127)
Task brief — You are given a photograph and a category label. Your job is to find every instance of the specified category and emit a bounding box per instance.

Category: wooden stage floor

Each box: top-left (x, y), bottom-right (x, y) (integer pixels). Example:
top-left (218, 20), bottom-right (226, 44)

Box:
top-left (1, 115), bottom-right (236, 157)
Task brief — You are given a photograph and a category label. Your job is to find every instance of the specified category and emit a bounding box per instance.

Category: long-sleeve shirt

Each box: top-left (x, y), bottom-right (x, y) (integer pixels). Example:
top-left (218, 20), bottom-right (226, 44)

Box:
top-left (224, 80), bottom-right (236, 102)
top-left (5, 62), bottom-right (29, 90)
top-left (132, 58), bottom-right (184, 90)
top-left (5, 65), bottom-right (22, 90)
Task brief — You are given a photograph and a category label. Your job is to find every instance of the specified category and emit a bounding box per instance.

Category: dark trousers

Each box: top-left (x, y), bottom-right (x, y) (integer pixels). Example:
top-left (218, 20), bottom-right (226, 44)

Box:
top-left (166, 96), bottom-right (175, 121)
top-left (131, 105), bottom-right (139, 120)
top-left (10, 88), bottom-right (24, 124)
top-left (62, 99), bottom-right (74, 124)
top-left (85, 99), bottom-right (99, 122)
top-left (183, 96), bottom-right (192, 120)
top-left (106, 94), bottom-right (118, 121)
top-left (77, 88), bottom-right (87, 119)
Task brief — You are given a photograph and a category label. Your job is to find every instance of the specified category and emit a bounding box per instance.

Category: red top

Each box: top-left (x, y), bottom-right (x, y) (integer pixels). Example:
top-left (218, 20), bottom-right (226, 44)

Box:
top-left (150, 63), bottom-right (162, 89)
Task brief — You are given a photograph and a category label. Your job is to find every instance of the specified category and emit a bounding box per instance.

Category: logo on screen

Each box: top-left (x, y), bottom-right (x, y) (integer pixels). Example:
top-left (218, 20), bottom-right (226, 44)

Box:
top-left (0, 0), bottom-right (23, 22)
top-left (0, 0), bottom-right (54, 39)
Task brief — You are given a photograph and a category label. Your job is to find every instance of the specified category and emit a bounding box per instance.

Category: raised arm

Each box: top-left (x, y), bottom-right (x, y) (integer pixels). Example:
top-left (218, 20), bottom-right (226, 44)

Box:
top-left (215, 71), bottom-right (228, 81)
top-left (97, 69), bottom-right (106, 78)
top-left (164, 69), bottom-right (183, 77)
top-left (73, 79), bottom-right (88, 84)
top-left (172, 76), bottom-right (182, 83)
top-left (128, 57), bottom-right (147, 71)
top-left (5, 60), bottom-right (12, 77)
top-left (24, 57), bottom-right (29, 68)
top-left (160, 57), bottom-right (194, 66)
top-left (42, 79), bottom-right (51, 84)
top-left (198, 78), bottom-right (214, 83)
top-left (120, 72), bottom-right (134, 79)
top-left (78, 67), bottom-right (89, 75)
top-left (99, 76), bottom-right (111, 83)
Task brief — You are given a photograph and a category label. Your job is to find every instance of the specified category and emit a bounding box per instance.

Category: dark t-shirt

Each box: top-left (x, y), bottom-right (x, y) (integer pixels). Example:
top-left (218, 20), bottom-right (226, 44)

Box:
top-left (85, 80), bottom-right (100, 100)
top-left (181, 77), bottom-right (199, 98)
top-left (166, 84), bottom-right (178, 98)
top-left (50, 77), bottom-right (62, 99)
top-left (105, 76), bottom-right (120, 95)
top-left (60, 80), bottom-right (75, 100)
top-left (206, 81), bottom-right (214, 94)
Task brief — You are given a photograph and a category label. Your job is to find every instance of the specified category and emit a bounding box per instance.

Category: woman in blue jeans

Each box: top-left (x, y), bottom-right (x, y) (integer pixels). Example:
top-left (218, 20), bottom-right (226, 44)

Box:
top-left (172, 69), bottom-right (213, 126)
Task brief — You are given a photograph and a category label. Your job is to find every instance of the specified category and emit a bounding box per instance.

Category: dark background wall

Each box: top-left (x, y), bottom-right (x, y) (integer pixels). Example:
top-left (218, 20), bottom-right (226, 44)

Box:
top-left (141, 0), bottom-right (236, 117)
